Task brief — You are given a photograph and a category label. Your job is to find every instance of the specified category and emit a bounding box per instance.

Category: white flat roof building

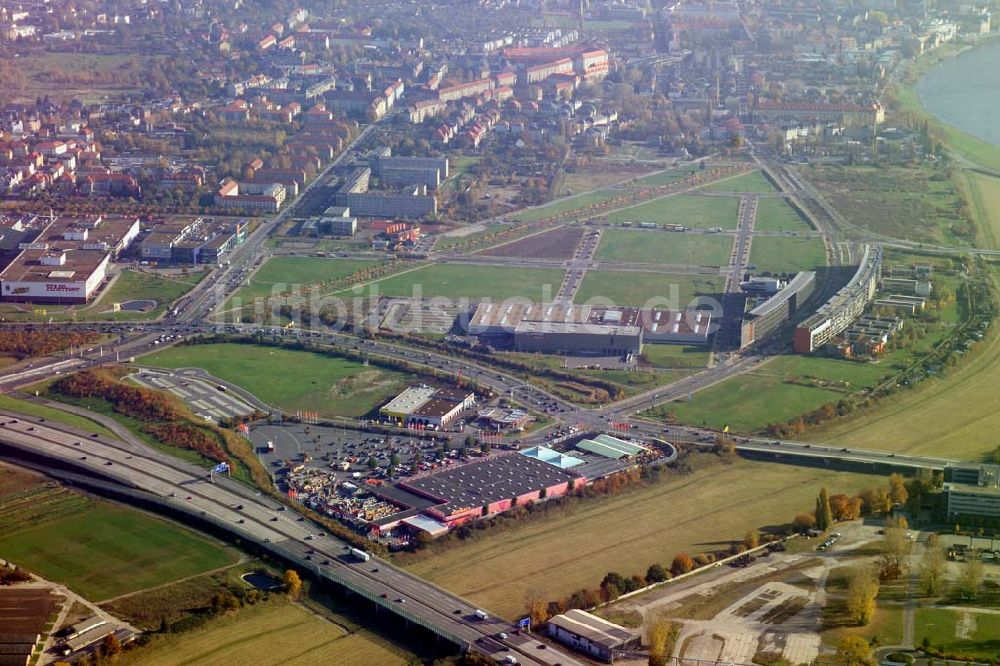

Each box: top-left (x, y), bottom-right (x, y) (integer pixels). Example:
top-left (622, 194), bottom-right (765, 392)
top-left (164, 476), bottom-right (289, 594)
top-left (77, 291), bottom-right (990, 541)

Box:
top-left (379, 386), bottom-right (436, 418)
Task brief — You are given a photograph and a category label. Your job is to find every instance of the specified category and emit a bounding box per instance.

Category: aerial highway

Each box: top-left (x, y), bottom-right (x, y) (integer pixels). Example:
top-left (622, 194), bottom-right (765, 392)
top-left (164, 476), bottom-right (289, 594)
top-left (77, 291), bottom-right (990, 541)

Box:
top-left (0, 411), bottom-right (584, 666)
top-left (0, 317), bottom-right (955, 477)
top-left (0, 130), bottom-right (965, 666)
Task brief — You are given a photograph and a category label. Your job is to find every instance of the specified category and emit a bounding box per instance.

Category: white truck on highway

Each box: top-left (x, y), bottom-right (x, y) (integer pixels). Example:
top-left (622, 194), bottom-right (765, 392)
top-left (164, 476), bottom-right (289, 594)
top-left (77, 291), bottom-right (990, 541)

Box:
top-left (349, 547), bottom-right (371, 562)
top-left (474, 609), bottom-right (489, 621)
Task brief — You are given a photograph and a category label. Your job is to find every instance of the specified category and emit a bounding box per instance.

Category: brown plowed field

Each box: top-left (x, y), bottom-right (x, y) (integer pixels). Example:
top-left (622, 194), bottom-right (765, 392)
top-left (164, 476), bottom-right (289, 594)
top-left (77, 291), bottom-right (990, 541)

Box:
top-left (479, 226), bottom-right (585, 259)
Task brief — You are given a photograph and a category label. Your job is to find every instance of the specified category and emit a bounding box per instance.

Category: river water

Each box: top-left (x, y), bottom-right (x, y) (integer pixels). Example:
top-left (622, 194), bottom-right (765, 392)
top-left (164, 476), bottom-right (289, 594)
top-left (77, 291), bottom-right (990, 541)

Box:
top-left (916, 39), bottom-right (1000, 147)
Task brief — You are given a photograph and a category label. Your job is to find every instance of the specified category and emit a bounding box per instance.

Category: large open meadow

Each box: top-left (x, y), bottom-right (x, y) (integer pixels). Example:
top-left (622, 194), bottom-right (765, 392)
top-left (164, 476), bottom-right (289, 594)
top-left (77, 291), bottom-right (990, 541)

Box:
top-left (143, 343), bottom-right (410, 419)
top-left (812, 323), bottom-right (1000, 461)
top-left (117, 601), bottom-right (413, 666)
top-left (604, 195), bottom-right (739, 230)
top-left (0, 472), bottom-right (236, 601)
top-left (575, 270), bottom-right (724, 308)
top-left (404, 460), bottom-right (878, 618)
top-left (807, 164), bottom-right (973, 246)
top-left (753, 198), bottom-right (813, 233)
top-left (649, 355), bottom-right (885, 433)
top-left (701, 170), bottom-right (777, 193)
top-left (596, 229), bottom-right (734, 265)
top-left (341, 264), bottom-right (566, 302)
top-left (961, 170), bottom-right (1000, 250)
top-left (233, 257), bottom-right (381, 303)
top-left (749, 236), bottom-right (827, 273)
top-left (509, 190), bottom-right (623, 222)
top-left (2, 52), bottom-right (156, 104)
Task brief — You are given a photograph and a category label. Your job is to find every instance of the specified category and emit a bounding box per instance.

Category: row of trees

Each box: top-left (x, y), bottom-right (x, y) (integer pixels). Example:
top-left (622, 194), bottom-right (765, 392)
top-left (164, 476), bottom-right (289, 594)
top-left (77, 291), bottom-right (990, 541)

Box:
top-left (51, 367), bottom-right (274, 491)
top-left (0, 330), bottom-right (100, 358)
top-left (798, 472), bottom-right (938, 534)
top-left (844, 519), bottom-right (985, 630)
top-left (768, 270), bottom-right (998, 440)
top-left (527, 535), bottom-right (774, 627)
top-left (54, 368), bottom-right (231, 463)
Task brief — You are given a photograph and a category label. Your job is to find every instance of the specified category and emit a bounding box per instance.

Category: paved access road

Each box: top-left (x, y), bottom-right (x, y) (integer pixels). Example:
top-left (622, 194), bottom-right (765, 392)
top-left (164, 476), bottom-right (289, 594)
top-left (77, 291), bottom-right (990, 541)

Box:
top-left (129, 369), bottom-right (255, 422)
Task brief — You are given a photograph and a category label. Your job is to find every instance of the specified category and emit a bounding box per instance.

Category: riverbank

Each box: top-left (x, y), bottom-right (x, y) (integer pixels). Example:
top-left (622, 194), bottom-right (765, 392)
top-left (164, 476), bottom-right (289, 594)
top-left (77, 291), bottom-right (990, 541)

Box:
top-left (890, 35), bottom-right (1000, 171)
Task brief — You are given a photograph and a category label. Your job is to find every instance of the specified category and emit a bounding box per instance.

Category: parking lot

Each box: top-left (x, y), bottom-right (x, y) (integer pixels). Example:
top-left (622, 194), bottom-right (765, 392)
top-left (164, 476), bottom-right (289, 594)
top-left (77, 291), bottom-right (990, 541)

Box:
top-left (248, 422), bottom-right (452, 479)
top-left (129, 369), bottom-right (254, 422)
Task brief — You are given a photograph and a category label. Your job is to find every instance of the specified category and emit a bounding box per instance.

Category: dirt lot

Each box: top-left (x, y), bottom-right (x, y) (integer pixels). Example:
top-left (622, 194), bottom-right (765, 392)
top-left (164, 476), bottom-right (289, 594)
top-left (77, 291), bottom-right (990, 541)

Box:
top-left (0, 462), bottom-right (46, 495)
top-left (479, 226), bottom-right (585, 259)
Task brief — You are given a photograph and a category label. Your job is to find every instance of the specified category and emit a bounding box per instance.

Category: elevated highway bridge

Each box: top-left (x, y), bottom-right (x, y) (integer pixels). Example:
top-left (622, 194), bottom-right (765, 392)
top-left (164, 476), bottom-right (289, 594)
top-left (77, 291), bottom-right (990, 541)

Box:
top-left (0, 412), bottom-right (584, 666)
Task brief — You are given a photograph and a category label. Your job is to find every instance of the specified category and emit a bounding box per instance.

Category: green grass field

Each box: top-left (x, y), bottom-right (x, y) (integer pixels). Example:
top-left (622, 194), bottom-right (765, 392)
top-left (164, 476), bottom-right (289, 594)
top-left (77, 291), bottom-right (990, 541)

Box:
top-left (404, 460), bottom-right (877, 618)
top-left (821, 604), bottom-right (905, 649)
top-left (118, 601), bottom-right (412, 666)
top-left (575, 270), bottom-right (724, 308)
top-left (345, 264), bottom-right (566, 302)
top-left (961, 171), bottom-right (1000, 250)
top-left (640, 344), bottom-right (711, 370)
top-left (808, 164), bottom-right (973, 246)
top-left (142, 343), bottom-right (409, 419)
top-left (812, 320), bottom-right (1000, 461)
top-left (4, 52), bottom-right (155, 104)
top-left (233, 257), bottom-right (380, 304)
top-left (648, 354), bottom-right (910, 433)
top-left (914, 608), bottom-right (1000, 660)
top-left (0, 485), bottom-right (235, 601)
top-left (702, 170), bottom-right (777, 193)
top-left (649, 357), bottom-right (853, 432)
top-left (509, 190), bottom-right (623, 222)
top-left (605, 195), bottom-right (740, 230)
top-left (0, 394), bottom-right (119, 440)
top-left (596, 229), bottom-right (734, 265)
top-left (88, 270), bottom-right (205, 320)
top-left (632, 168), bottom-right (693, 188)
top-left (754, 198), bottom-right (813, 233)
top-left (749, 237), bottom-right (827, 273)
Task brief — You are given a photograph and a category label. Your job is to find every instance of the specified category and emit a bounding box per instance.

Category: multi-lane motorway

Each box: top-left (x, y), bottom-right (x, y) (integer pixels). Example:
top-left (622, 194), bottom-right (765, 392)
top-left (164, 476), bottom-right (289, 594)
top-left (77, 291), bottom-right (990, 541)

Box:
top-left (0, 145), bottom-right (964, 663)
top-left (0, 412), bottom-right (584, 666)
